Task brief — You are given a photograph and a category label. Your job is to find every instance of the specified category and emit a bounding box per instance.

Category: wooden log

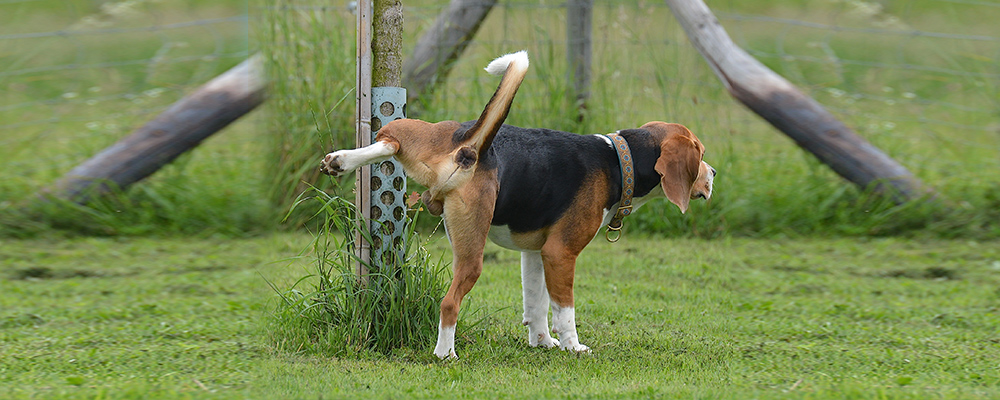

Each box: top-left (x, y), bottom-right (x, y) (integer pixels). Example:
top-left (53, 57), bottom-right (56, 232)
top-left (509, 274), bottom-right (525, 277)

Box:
top-left (40, 55), bottom-right (266, 204)
top-left (402, 0), bottom-right (497, 104)
top-left (664, 0), bottom-right (931, 203)
top-left (566, 0), bottom-right (592, 120)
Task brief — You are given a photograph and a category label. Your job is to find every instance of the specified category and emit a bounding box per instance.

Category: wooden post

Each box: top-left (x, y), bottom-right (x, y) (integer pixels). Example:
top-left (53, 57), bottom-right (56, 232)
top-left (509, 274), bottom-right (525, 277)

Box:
top-left (355, 0), bottom-right (374, 277)
top-left (39, 55), bottom-right (266, 204)
top-left (566, 0), bottom-right (592, 120)
top-left (402, 0), bottom-right (497, 105)
top-left (664, 0), bottom-right (931, 203)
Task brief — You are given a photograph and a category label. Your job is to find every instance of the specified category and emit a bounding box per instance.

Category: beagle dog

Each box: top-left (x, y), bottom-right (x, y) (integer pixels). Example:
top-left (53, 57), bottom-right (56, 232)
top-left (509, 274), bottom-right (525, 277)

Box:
top-left (320, 51), bottom-right (715, 359)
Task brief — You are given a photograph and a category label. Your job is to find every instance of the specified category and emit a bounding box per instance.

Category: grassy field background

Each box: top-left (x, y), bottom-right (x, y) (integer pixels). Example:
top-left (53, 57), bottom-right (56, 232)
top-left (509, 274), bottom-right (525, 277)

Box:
top-left (3, 235), bottom-right (999, 399)
top-left (2, 0), bottom-right (1000, 398)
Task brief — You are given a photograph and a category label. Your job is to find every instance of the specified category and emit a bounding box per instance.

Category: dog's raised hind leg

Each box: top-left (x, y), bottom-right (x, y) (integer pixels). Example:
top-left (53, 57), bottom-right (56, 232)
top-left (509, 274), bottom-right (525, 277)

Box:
top-left (320, 140), bottom-right (398, 176)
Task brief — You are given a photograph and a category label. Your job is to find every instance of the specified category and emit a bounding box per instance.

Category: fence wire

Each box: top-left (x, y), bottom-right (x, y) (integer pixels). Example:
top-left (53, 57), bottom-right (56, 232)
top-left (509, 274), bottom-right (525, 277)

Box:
top-left (1, 0), bottom-right (249, 141)
top-left (6, 0), bottom-right (997, 184)
top-left (444, 1), bottom-right (998, 171)
top-left (8, 1), bottom-right (995, 138)
top-left (271, 1), bottom-right (997, 144)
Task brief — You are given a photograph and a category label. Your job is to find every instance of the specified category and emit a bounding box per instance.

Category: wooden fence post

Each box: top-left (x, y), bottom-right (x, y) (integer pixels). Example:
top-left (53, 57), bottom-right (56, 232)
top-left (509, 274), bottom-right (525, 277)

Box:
top-left (567, 0), bottom-right (592, 120)
top-left (355, 0), bottom-right (374, 277)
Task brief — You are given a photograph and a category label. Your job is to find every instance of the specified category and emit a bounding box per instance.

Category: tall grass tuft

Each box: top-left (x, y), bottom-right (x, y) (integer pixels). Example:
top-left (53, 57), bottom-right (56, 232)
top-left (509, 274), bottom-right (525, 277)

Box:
top-left (256, 2), bottom-right (358, 227)
top-left (265, 187), bottom-right (449, 357)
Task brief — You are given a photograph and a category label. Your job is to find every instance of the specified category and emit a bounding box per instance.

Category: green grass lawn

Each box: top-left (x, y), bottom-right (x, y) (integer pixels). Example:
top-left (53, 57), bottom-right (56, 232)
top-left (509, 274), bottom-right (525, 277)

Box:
top-left (2, 233), bottom-right (998, 399)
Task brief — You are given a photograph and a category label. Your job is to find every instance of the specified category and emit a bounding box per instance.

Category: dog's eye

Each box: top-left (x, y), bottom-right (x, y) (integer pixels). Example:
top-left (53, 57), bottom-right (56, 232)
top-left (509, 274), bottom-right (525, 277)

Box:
top-left (711, 167), bottom-right (717, 177)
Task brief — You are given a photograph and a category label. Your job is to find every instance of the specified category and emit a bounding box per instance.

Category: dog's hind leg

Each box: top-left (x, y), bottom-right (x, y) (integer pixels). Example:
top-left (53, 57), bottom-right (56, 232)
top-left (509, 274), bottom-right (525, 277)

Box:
top-left (434, 212), bottom-right (488, 360)
top-left (434, 169), bottom-right (498, 359)
top-left (521, 251), bottom-right (559, 348)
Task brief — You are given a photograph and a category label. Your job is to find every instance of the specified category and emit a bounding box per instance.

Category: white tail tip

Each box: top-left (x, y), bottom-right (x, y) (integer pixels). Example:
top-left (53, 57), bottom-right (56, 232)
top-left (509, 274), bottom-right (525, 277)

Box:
top-left (484, 50), bottom-right (529, 76)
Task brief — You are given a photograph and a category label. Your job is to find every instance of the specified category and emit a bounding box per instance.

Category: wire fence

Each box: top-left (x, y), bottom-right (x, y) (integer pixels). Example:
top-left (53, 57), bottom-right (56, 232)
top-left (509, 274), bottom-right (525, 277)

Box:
top-left (5, 0), bottom-right (997, 194)
top-left (269, 0), bottom-right (998, 142)
top-left (719, 8), bottom-right (1000, 132)
top-left (8, 1), bottom-right (993, 149)
top-left (0, 0), bottom-right (249, 143)
top-left (0, 0), bottom-right (993, 236)
top-left (420, 0), bottom-right (999, 178)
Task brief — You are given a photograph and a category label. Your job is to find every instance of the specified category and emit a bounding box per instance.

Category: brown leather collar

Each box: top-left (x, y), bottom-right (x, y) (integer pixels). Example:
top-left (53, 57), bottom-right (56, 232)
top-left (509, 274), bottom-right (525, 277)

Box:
top-left (605, 133), bottom-right (634, 242)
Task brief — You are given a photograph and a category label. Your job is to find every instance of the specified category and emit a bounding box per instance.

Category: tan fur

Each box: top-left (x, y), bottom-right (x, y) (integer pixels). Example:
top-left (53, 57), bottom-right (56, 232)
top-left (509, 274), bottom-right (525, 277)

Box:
top-left (437, 167), bottom-right (498, 327)
top-left (374, 120), bottom-right (465, 191)
top-left (462, 70), bottom-right (527, 154)
top-left (539, 171), bottom-right (610, 306)
top-left (507, 229), bottom-right (548, 251)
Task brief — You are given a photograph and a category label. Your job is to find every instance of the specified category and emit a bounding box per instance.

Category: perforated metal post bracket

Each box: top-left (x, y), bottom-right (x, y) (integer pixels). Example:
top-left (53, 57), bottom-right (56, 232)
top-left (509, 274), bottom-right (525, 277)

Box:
top-left (369, 87), bottom-right (407, 267)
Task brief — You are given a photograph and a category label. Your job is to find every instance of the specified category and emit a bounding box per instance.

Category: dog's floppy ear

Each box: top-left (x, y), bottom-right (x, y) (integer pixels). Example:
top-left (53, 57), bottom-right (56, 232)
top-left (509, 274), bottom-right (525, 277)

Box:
top-left (650, 123), bottom-right (703, 214)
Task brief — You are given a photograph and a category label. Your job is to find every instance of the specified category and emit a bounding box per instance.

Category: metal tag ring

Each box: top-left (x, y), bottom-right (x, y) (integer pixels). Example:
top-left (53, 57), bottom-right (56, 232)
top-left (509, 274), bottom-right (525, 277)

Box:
top-left (606, 226), bottom-right (622, 242)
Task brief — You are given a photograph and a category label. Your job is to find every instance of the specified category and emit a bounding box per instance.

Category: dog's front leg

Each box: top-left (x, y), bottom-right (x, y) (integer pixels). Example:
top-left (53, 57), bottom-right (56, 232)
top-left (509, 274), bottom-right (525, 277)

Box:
top-left (550, 302), bottom-right (589, 353)
top-left (521, 251), bottom-right (559, 348)
top-left (541, 244), bottom-right (591, 353)
top-left (320, 140), bottom-right (398, 176)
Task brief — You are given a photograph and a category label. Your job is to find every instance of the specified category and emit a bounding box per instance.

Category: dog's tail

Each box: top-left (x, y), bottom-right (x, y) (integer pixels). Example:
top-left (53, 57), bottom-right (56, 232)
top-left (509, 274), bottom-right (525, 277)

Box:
top-left (457, 50), bottom-right (529, 157)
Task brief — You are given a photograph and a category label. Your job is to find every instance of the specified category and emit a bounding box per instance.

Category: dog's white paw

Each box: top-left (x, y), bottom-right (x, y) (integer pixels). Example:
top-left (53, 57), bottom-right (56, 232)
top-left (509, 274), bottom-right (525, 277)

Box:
top-left (530, 333), bottom-right (560, 349)
top-left (434, 347), bottom-right (458, 360)
top-left (319, 152), bottom-right (345, 176)
top-left (562, 342), bottom-right (591, 353)
top-left (435, 323), bottom-right (458, 360)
